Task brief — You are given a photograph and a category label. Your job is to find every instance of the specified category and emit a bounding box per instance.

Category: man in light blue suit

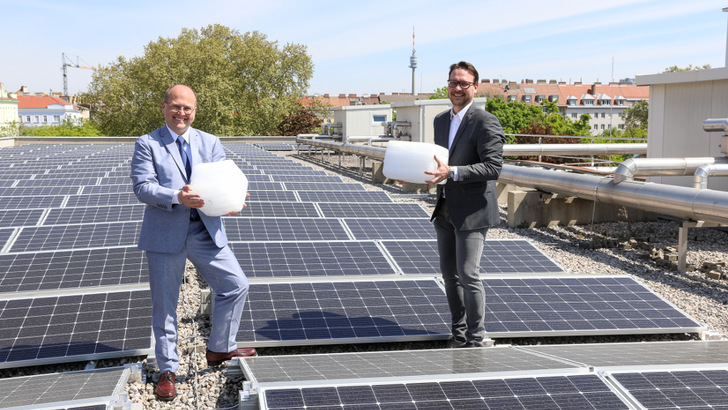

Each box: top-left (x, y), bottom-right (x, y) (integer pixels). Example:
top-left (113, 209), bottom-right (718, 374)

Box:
top-left (130, 84), bottom-right (256, 401)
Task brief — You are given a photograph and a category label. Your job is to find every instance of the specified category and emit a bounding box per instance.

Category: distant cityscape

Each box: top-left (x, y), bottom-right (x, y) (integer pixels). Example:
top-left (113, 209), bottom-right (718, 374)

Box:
top-left (1, 77), bottom-right (647, 135)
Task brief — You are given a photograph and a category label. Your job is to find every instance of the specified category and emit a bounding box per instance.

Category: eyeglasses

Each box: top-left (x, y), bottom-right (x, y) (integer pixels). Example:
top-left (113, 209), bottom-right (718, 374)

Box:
top-left (447, 80), bottom-right (475, 89)
top-left (167, 104), bottom-right (196, 114)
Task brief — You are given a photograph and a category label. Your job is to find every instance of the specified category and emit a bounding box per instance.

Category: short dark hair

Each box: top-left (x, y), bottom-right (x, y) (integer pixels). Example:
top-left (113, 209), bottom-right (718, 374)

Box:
top-left (448, 61), bottom-right (479, 84)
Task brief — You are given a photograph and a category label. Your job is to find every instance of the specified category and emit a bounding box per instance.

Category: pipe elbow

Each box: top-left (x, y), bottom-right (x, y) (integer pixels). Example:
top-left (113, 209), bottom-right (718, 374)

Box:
top-left (613, 159), bottom-right (638, 184)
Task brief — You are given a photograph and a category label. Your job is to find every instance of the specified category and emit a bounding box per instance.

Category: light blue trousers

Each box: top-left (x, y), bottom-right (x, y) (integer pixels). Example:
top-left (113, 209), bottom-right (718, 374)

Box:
top-left (147, 220), bottom-right (249, 373)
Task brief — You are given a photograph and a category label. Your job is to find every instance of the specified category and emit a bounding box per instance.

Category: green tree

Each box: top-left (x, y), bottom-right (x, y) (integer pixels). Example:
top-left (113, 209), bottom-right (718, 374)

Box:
top-left (663, 64), bottom-right (711, 73)
top-left (88, 24), bottom-right (313, 136)
top-left (428, 86), bottom-right (448, 100)
top-left (20, 119), bottom-right (102, 136)
top-left (622, 100), bottom-right (648, 131)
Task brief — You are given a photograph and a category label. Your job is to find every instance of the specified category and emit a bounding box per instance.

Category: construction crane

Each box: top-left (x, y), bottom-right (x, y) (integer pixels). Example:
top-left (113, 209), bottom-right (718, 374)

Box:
top-left (62, 52), bottom-right (95, 97)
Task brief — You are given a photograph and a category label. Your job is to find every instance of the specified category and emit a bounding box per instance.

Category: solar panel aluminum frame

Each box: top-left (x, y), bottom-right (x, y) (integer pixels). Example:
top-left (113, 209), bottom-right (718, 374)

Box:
top-left (515, 340), bottom-right (728, 373)
top-left (0, 366), bottom-right (131, 410)
top-left (236, 277), bottom-right (453, 348)
top-left (436, 274), bottom-right (705, 339)
top-left (237, 345), bottom-right (587, 390)
top-left (254, 370), bottom-right (631, 410)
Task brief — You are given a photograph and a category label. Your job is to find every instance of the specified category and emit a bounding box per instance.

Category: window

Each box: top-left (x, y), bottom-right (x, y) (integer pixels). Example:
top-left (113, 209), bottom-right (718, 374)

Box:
top-left (43, 115), bottom-right (48, 123)
top-left (535, 95), bottom-right (544, 103)
top-left (34, 115), bottom-right (40, 123)
top-left (507, 95), bottom-right (516, 102)
top-left (583, 99), bottom-right (594, 105)
top-left (26, 116), bottom-right (31, 122)
top-left (601, 113), bottom-right (606, 118)
top-left (53, 115), bottom-right (61, 123)
top-left (522, 95), bottom-right (532, 103)
top-left (571, 113), bottom-right (577, 119)
top-left (601, 124), bottom-right (605, 130)
top-left (593, 124), bottom-right (599, 130)
top-left (372, 115), bottom-right (387, 122)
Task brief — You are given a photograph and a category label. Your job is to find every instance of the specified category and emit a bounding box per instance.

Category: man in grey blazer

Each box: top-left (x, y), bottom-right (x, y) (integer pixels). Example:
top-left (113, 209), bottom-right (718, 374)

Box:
top-left (130, 84), bottom-right (255, 401)
top-left (425, 62), bottom-right (505, 348)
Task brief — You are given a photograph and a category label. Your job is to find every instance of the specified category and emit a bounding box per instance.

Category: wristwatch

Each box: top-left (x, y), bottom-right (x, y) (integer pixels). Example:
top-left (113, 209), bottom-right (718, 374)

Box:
top-left (448, 167), bottom-right (456, 180)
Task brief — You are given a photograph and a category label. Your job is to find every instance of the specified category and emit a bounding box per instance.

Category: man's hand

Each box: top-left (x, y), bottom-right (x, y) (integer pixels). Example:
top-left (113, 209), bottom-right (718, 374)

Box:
top-left (424, 155), bottom-right (449, 184)
top-left (224, 193), bottom-right (251, 216)
top-left (178, 185), bottom-right (205, 208)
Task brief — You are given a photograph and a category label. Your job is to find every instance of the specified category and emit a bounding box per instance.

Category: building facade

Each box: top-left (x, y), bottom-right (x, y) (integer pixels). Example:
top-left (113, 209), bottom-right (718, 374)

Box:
top-left (17, 93), bottom-right (82, 127)
top-left (0, 83), bottom-right (19, 130)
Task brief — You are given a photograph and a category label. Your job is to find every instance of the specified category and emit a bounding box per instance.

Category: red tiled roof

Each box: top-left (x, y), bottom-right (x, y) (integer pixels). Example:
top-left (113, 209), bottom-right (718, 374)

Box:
top-left (17, 95), bottom-right (72, 109)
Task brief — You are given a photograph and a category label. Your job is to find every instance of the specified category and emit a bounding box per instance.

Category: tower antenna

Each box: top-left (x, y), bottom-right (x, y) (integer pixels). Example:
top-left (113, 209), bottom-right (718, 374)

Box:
top-left (408, 27), bottom-right (418, 96)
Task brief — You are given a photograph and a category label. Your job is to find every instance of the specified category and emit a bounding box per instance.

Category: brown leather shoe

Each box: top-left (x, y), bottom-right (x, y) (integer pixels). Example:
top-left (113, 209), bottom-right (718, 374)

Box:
top-left (155, 371), bottom-right (176, 401)
top-left (206, 348), bottom-right (257, 366)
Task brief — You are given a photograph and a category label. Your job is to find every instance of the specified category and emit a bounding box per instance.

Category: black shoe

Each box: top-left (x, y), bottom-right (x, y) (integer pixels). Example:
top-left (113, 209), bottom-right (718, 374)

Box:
top-left (446, 337), bottom-right (467, 348)
top-left (465, 340), bottom-right (485, 348)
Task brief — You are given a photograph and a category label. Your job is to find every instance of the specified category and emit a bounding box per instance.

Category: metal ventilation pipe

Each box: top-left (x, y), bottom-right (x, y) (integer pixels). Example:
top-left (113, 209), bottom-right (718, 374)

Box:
top-left (694, 163), bottom-right (728, 189)
top-left (505, 143), bottom-right (646, 156)
top-left (702, 118), bottom-right (728, 155)
top-left (500, 165), bottom-right (728, 225)
top-left (613, 157), bottom-right (728, 183)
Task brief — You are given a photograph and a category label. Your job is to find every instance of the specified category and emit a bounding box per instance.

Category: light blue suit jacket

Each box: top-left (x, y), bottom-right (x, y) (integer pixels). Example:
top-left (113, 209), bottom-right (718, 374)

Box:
top-left (130, 126), bottom-right (228, 253)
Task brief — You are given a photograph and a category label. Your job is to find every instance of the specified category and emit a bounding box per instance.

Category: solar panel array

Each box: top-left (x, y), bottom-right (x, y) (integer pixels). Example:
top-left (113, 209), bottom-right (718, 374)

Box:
top-left (244, 341), bottom-right (728, 410)
top-left (0, 142), bottom-right (713, 409)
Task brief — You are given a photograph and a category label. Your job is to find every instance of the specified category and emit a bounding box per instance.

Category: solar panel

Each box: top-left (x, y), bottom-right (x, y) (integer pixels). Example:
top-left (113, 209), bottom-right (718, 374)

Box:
top-left (0, 366), bottom-right (128, 409)
top-left (260, 374), bottom-right (629, 409)
top-left (483, 276), bottom-right (703, 337)
top-left (317, 202), bottom-right (429, 218)
top-left (236, 278), bottom-right (451, 346)
top-left (0, 186), bottom-right (80, 196)
top-left (282, 181), bottom-right (366, 191)
top-left (43, 205), bottom-right (144, 225)
top-left (65, 192), bottom-right (139, 207)
top-left (271, 175), bottom-right (343, 183)
top-left (234, 202), bottom-right (320, 218)
top-left (14, 177), bottom-right (100, 187)
top-left (80, 185), bottom-right (130, 195)
top-left (248, 181), bottom-right (285, 192)
top-left (262, 169), bottom-right (327, 176)
top-left (0, 247), bottom-right (147, 294)
top-left (228, 241), bottom-right (395, 278)
top-left (4, 195), bottom-right (66, 210)
top-left (224, 218), bottom-right (351, 241)
top-left (297, 190), bottom-right (393, 203)
top-left (0, 209), bottom-right (45, 228)
top-left (382, 239), bottom-right (565, 275)
top-left (343, 218), bottom-right (436, 240)
top-left (245, 191), bottom-right (298, 202)
top-left (8, 222), bottom-right (141, 252)
top-left (240, 346), bottom-right (581, 385)
top-left (518, 340), bottom-right (728, 369)
top-left (610, 370), bottom-right (728, 409)
top-left (0, 289), bottom-right (152, 369)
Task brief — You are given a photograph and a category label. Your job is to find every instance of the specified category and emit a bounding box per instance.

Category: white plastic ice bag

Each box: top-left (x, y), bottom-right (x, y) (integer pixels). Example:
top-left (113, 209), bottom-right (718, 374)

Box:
top-left (189, 160), bottom-right (248, 217)
top-left (382, 140), bottom-right (449, 185)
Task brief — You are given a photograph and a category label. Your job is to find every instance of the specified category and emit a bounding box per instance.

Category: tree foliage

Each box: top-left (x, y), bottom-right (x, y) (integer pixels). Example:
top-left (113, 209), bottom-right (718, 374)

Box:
top-left (276, 106), bottom-right (322, 136)
top-left (20, 120), bottom-right (102, 136)
top-left (428, 86), bottom-right (448, 100)
top-left (88, 25), bottom-right (313, 136)
top-left (621, 100), bottom-right (648, 131)
top-left (663, 64), bottom-right (711, 73)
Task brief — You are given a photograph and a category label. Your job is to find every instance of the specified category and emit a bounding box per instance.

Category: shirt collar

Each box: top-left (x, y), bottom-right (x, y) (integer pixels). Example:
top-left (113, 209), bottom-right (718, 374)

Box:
top-left (166, 124), bottom-right (190, 144)
top-left (450, 101), bottom-right (474, 121)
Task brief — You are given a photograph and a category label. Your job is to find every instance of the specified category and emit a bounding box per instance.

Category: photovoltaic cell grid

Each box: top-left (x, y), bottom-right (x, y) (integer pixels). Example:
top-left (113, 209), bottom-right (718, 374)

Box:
top-left (0, 209), bottom-right (45, 228)
top-left (343, 218), bottom-right (437, 240)
top-left (282, 181), bottom-right (366, 191)
top-left (241, 346), bottom-right (582, 385)
top-left (317, 202), bottom-right (428, 218)
top-left (65, 192), bottom-right (139, 207)
top-left (0, 289), bottom-right (152, 368)
top-left (237, 279), bottom-right (451, 346)
top-left (4, 195), bottom-right (66, 210)
top-left (8, 222), bottom-right (142, 252)
top-left (14, 177), bottom-right (101, 187)
top-left (43, 204), bottom-right (145, 225)
top-left (611, 370), bottom-right (728, 409)
top-left (237, 202), bottom-right (321, 218)
top-left (0, 367), bottom-right (127, 409)
top-left (261, 374), bottom-right (629, 409)
top-left (382, 239), bottom-right (565, 275)
top-left (1, 186), bottom-right (81, 196)
top-left (245, 190), bottom-right (298, 203)
top-left (225, 218), bottom-right (350, 242)
top-left (484, 276), bottom-right (702, 337)
top-left (229, 241), bottom-right (395, 278)
top-left (297, 190), bottom-right (393, 203)
top-left (0, 247), bottom-right (147, 294)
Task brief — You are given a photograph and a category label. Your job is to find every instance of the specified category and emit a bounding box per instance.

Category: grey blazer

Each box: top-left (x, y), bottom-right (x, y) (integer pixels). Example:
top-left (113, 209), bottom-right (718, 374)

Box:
top-left (130, 126), bottom-right (228, 253)
top-left (430, 105), bottom-right (505, 230)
